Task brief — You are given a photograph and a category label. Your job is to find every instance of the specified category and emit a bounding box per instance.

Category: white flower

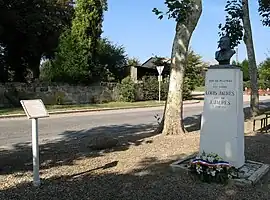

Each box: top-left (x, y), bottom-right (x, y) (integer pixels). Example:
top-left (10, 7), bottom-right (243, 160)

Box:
top-left (196, 165), bottom-right (203, 174)
top-left (216, 166), bottom-right (222, 172)
top-left (228, 174), bottom-right (232, 179)
top-left (210, 170), bottom-right (216, 176)
top-left (207, 156), bottom-right (214, 162)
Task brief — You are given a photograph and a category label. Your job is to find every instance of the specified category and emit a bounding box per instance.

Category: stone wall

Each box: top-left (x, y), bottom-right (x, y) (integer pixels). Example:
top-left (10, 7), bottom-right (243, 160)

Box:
top-left (0, 82), bottom-right (119, 108)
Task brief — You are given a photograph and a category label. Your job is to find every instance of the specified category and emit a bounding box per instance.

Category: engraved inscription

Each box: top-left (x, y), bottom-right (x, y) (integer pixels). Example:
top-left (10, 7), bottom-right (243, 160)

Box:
top-left (205, 79), bottom-right (235, 109)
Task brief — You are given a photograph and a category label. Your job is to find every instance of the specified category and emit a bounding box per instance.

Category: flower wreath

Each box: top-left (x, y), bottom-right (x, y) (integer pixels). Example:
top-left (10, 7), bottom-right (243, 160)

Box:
top-left (188, 152), bottom-right (239, 184)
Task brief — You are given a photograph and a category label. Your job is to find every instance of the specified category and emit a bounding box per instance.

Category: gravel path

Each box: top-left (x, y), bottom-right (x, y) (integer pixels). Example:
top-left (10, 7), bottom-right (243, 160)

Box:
top-left (1, 121), bottom-right (270, 199)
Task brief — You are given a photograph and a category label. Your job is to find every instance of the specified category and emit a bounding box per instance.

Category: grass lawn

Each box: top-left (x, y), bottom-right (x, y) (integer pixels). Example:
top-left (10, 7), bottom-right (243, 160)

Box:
top-left (0, 101), bottom-right (165, 116)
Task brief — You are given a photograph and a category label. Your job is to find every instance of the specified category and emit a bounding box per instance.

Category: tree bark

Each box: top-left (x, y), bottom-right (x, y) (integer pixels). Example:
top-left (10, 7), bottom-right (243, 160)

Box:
top-left (242, 0), bottom-right (259, 117)
top-left (28, 54), bottom-right (42, 80)
top-left (157, 0), bottom-right (202, 135)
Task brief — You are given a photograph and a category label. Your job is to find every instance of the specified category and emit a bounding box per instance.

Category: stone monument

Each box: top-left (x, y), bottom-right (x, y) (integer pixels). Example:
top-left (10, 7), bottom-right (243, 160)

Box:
top-left (199, 35), bottom-right (245, 168)
top-left (171, 35), bottom-right (269, 185)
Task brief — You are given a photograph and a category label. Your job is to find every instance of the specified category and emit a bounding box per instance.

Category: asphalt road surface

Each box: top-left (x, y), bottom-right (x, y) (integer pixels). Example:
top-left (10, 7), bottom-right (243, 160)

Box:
top-left (0, 100), bottom-right (268, 149)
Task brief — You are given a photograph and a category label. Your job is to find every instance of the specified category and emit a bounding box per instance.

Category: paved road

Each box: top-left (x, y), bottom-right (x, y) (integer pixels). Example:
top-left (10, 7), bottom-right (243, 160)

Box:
top-left (0, 100), bottom-right (269, 148)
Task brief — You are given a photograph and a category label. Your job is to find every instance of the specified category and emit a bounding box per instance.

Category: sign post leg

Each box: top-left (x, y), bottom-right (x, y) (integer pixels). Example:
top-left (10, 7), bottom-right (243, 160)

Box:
top-left (32, 118), bottom-right (40, 187)
top-left (158, 76), bottom-right (161, 102)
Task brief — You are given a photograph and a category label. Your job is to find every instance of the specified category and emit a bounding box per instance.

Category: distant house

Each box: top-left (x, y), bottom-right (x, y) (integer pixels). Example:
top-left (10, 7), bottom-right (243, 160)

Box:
top-left (126, 56), bottom-right (209, 82)
top-left (128, 57), bottom-right (171, 82)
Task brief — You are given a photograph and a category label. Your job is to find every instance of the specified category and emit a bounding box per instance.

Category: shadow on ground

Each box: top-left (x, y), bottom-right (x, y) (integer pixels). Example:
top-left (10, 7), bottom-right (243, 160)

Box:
top-left (2, 134), bottom-right (270, 200)
top-left (0, 123), bottom-right (158, 175)
top-left (0, 107), bottom-right (207, 176)
top-left (2, 102), bottom-right (270, 199)
top-left (2, 101), bottom-right (270, 176)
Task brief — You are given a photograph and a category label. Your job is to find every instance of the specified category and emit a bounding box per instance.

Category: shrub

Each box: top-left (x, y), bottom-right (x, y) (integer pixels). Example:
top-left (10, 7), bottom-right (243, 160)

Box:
top-left (183, 77), bottom-right (194, 100)
top-left (243, 81), bottom-right (250, 90)
top-left (141, 76), bottom-right (192, 101)
top-left (141, 76), bottom-right (168, 101)
top-left (117, 76), bottom-right (136, 102)
top-left (258, 80), bottom-right (270, 89)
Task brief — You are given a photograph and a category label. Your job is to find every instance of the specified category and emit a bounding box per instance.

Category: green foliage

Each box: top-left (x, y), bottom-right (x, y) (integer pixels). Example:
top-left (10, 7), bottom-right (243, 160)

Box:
top-left (43, 34), bottom-right (127, 84)
top-left (242, 57), bottom-right (270, 89)
top-left (141, 76), bottom-right (192, 101)
top-left (232, 59), bottom-right (249, 81)
top-left (243, 81), bottom-right (250, 89)
top-left (41, 0), bottom-right (128, 84)
top-left (152, 0), bottom-right (195, 22)
top-left (259, 57), bottom-right (270, 82)
top-left (117, 76), bottom-right (136, 102)
top-left (241, 59), bottom-right (250, 81)
top-left (127, 57), bottom-right (141, 66)
top-left (141, 76), bottom-right (169, 101)
top-left (258, 0), bottom-right (270, 26)
top-left (46, 29), bottom-right (91, 84)
top-left (188, 152), bottom-right (239, 184)
top-left (95, 38), bottom-right (127, 81)
top-left (258, 79), bottom-right (269, 89)
top-left (40, 60), bottom-right (53, 81)
top-left (71, 0), bottom-right (107, 60)
top-left (219, 0), bottom-right (270, 48)
top-left (141, 51), bottom-right (205, 101)
top-left (185, 50), bottom-right (206, 88)
top-left (218, 0), bottom-right (243, 48)
top-left (0, 0), bottom-right (73, 82)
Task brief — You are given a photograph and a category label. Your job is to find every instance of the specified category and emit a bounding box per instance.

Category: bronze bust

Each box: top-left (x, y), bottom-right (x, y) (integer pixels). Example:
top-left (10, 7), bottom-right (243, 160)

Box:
top-left (215, 36), bottom-right (236, 65)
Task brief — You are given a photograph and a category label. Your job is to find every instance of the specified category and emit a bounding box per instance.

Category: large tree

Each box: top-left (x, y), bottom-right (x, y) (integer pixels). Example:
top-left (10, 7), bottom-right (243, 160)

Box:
top-left (48, 0), bottom-right (107, 83)
top-left (242, 0), bottom-right (259, 117)
top-left (153, 0), bottom-right (202, 135)
top-left (71, 0), bottom-right (107, 62)
top-left (0, 0), bottom-right (73, 82)
top-left (219, 0), bottom-right (269, 117)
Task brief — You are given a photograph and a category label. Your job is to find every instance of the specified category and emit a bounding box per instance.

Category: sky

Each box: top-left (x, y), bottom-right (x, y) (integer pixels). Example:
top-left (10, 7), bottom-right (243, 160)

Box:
top-left (102, 0), bottom-right (269, 65)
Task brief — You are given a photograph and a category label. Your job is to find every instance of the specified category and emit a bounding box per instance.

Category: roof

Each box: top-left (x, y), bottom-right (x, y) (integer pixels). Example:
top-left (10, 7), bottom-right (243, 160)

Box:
top-left (140, 57), bottom-right (170, 69)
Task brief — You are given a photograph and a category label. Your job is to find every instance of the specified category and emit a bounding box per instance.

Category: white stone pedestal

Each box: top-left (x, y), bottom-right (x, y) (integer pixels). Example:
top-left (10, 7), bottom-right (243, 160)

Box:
top-left (200, 65), bottom-right (245, 168)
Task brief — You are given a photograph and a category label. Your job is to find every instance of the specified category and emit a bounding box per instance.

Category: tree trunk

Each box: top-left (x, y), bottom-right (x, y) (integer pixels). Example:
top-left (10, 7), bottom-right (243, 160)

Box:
top-left (242, 0), bottom-right (259, 117)
top-left (28, 54), bottom-right (42, 81)
top-left (158, 0), bottom-right (202, 135)
top-left (0, 65), bottom-right (9, 83)
top-left (10, 55), bottom-right (26, 82)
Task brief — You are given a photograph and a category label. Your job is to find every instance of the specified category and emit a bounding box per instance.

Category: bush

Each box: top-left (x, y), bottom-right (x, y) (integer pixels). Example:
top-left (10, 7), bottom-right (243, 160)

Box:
top-left (141, 76), bottom-right (168, 101)
top-left (141, 76), bottom-right (192, 101)
top-left (183, 78), bottom-right (193, 100)
top-left (116, 75), bottom-right (193, 102)
top-left (117, 76), bottom-right (136, 102)
top-left (243, 80), bottom-right (270, 90)
top-left (258, 80), bottom-right (270, 89)
top-left (243, 81), bottom-right (250, 90)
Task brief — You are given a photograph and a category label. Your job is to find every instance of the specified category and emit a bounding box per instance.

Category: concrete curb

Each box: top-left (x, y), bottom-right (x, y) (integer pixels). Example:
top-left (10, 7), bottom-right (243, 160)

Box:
top-left (0, 100), bottom-right (201, 119)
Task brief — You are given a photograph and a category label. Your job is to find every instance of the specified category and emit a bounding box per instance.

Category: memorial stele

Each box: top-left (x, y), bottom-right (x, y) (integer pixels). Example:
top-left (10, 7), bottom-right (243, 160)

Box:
top-left (199, 35), bottom-right (245, 168)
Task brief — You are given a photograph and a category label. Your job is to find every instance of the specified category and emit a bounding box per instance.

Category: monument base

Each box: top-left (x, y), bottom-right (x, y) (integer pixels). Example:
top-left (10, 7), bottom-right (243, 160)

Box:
top-left (200, 66), bottom-right (245, 168)
top-left (170, 154), bottom-right (270, 186)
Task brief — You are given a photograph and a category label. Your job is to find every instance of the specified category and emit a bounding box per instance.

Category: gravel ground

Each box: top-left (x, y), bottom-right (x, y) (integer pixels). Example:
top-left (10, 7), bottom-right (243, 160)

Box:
top-left (1, 119), bottom-right (270, 200)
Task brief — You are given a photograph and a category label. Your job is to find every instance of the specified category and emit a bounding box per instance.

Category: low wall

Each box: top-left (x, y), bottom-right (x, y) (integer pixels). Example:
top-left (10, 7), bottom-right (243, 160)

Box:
top-left (0, 82), bottom-right (119, 108)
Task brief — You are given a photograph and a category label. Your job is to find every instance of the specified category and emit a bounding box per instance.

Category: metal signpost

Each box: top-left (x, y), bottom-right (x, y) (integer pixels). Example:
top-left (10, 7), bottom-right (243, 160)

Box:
top-left (20, 99), bottom-right (49, 187)
top-left (156, 66), bottom-right (164, 102)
